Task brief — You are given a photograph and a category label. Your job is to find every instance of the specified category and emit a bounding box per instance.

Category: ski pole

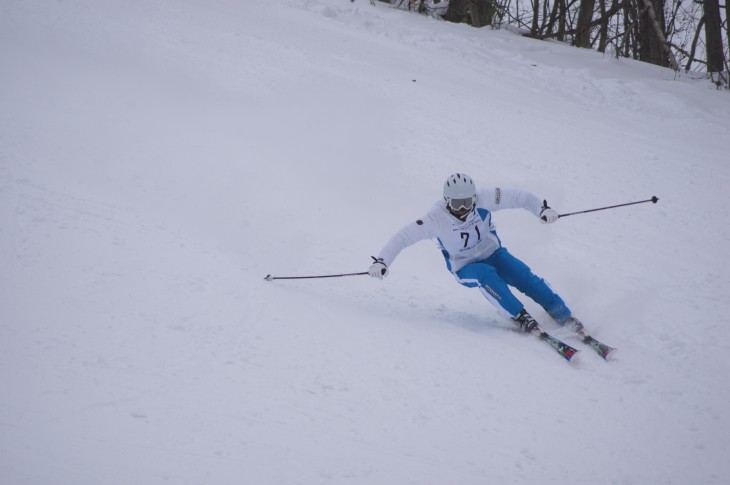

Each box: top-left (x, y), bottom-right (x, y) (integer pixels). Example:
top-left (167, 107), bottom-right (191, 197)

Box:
top-left (264, 271), bottom-right (368, 281)
top-left (557, 196), bottom-right (659, 219)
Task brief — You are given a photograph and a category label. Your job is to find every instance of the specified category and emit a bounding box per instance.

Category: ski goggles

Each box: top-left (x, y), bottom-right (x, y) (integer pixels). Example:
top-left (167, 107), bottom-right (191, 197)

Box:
top-left (448, 197), bottom-right (474, 212)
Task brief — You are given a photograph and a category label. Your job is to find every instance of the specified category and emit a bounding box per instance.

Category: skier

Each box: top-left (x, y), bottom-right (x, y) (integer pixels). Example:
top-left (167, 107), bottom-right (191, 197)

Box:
top-left (368, 173), bottom-right (585, 335)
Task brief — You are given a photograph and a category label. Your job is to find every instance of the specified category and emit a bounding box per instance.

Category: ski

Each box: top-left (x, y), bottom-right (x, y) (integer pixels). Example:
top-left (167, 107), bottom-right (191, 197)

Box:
top-left (580, 335), bottom-right (616, 360)
top-left (532, 328), bottom-right (579, 361)
top-left (566, 318), bottom-right (616, 361)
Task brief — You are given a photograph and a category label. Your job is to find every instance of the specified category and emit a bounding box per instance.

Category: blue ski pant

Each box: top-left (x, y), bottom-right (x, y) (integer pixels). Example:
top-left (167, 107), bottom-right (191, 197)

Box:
top-left (455, 247), bottom-right (571, 322)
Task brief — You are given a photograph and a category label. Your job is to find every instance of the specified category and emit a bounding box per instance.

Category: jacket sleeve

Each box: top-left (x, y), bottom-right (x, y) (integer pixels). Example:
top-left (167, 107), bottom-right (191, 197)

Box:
top-left (377, 212), bottom-right (439, 268)
top-left (484, 187), bottom-right (543, 218)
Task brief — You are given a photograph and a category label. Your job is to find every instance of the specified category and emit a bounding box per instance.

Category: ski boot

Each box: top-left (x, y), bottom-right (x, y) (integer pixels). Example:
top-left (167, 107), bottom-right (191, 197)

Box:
top-left (514, 309), bottom-right (539, 332)
top-left (564, 316), bottom-right (587, 338)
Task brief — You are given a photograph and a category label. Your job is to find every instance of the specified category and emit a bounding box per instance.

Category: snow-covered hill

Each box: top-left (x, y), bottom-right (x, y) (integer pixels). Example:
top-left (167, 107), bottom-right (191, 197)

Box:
top-left (2, 1), bottom-right (729, 483)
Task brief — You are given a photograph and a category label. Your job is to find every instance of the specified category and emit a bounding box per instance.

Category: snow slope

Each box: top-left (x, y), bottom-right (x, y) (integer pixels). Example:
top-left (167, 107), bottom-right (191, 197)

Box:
top-left (2, 0), bottom-right (729, 483)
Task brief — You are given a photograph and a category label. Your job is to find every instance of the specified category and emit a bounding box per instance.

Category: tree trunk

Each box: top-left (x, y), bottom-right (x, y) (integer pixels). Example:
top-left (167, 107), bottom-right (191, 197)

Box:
top-left (726, 0), bottom-right (730, 74)
top-left (443, 0), bottom-right (495, 27)
top-left (703, 0), bottom-right (725, 73)
top-left (638, 0), bottom-right (678, 69)
top-left (558, 0), bottom-right (567, 42)
top-left (545, 0), bottom-right (560, 37)
top-left (443, 0), bottom-right (470, 24)
top-left (621, 2), bottom-right (646, 60)
top-left (575, 0), bottom-right (597, 47)
top-left (597, 0), bottom-right (608, 52)
top-left (472, 0), bottom-right (495, 27)
top-left (531, 0), bottom-right (540, 35)
top-left (685, 15), bottom-right (706, 71)
top-left (544, 0), bottom-right (567, 40)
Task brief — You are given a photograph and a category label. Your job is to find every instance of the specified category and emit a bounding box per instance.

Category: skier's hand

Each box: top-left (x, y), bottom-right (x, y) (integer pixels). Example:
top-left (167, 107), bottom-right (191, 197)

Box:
top-left (540, 200), bottom-right (559, 224)
top-left (368, 256), bottom-right (388, 279)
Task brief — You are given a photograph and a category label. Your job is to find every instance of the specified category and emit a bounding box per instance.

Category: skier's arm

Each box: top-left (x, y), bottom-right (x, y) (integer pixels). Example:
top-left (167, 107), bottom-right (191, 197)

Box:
top-left (489, 188), bottom-right (560, 224)
top-left (375, 215), bottom-right (438, 269)
top-left (484, 187), bottom-right (543, 217)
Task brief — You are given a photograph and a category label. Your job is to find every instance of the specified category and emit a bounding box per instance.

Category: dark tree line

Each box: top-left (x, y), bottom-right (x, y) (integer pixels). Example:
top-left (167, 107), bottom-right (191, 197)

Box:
top-left (383, 0), bottom-right (728, 87)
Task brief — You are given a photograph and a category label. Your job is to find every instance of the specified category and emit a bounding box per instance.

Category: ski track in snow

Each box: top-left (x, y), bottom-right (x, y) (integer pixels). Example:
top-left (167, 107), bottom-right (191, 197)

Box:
top-left (2, 0), bottom-right (730, 484)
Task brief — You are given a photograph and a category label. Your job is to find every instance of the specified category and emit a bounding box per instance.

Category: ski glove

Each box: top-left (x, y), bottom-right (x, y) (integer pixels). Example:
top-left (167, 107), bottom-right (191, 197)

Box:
top-left (368, 256), bottom-right (388, 279)
top-left (540, 200), bottom-right (559, 224)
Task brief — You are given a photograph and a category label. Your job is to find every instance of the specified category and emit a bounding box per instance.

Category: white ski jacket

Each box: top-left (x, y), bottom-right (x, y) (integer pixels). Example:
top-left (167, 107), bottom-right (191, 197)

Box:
top-left (377, 187), bottom-right (543, 273)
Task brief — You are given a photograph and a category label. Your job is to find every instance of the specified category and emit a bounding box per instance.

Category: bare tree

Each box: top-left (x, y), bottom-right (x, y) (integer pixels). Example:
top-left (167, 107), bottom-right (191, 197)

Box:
top-left (702, 0), bottom-right (725, 73)
top-left (727, 0), bottom-right (730, 73)
top-left (638, 0), bottom-right (678, 69)
top-left (443, 0), bottom-right (496, 26)
top-left (597, 0), bottom-right (610, 51)
top-left (575, 0), bottom-right (597, 47)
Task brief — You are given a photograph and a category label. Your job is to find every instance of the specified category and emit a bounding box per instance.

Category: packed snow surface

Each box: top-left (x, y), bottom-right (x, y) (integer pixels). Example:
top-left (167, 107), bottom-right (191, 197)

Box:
top-left (2, 0), bottom-right (729, 484)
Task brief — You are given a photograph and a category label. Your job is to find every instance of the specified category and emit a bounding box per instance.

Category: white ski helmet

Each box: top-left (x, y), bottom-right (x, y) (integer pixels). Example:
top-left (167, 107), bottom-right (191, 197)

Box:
top-left (443, 173), bottom-right (476, 217)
